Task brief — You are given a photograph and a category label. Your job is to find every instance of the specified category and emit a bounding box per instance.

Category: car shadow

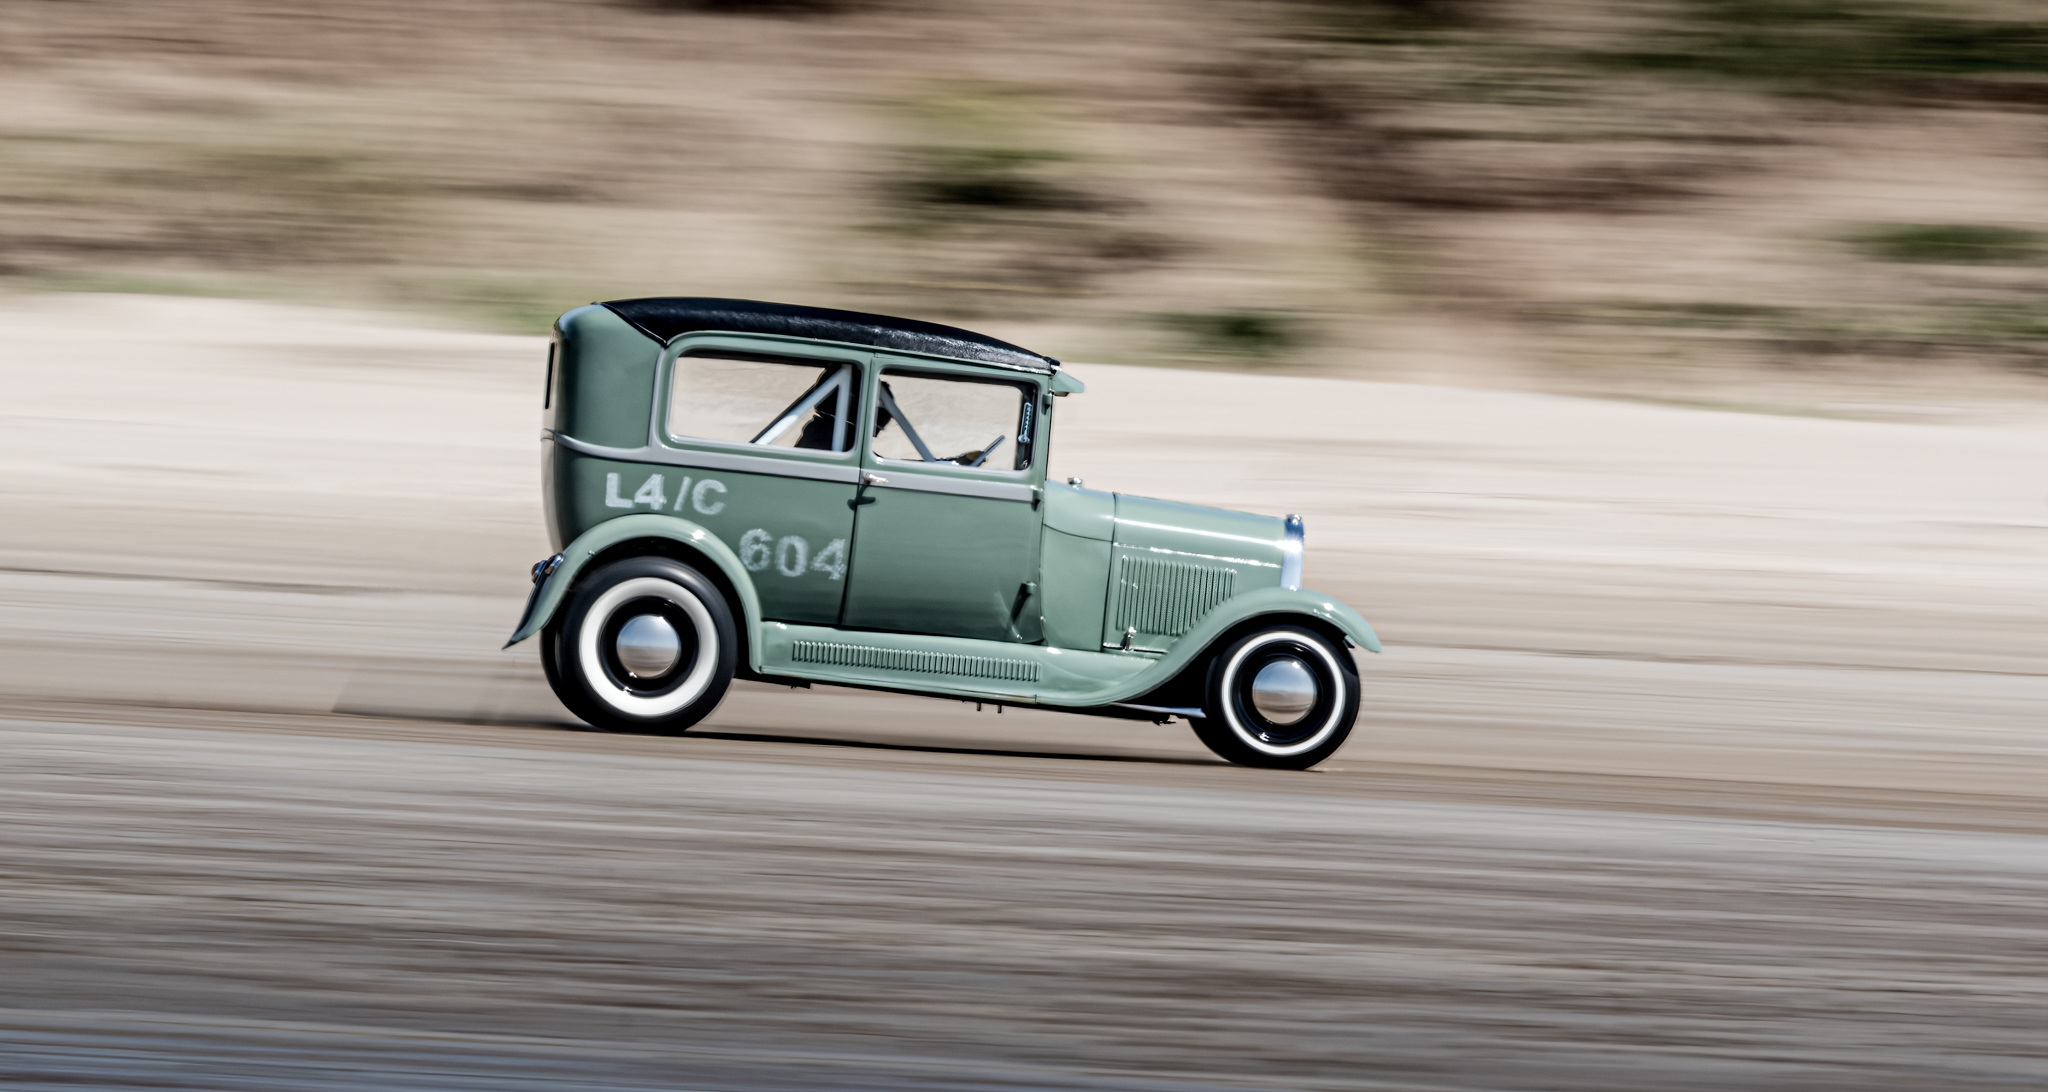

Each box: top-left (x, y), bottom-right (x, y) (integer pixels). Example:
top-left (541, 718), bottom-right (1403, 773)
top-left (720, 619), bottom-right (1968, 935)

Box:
top-left (444, 709), bottom-right (1225, 768)
top-left (686, 729), bottom-right (1224, 767)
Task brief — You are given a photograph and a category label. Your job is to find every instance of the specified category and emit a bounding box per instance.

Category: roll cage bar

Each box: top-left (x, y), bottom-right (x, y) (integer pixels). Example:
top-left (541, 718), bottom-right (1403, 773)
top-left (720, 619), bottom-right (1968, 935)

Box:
top-left (748, 363), bottom-right (1005, 468)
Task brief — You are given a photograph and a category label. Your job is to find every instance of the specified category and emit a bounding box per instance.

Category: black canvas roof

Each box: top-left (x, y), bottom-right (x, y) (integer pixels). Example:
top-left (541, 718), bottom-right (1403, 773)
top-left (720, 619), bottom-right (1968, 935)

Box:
top-left (602, 297), bottom-right (1058, 372)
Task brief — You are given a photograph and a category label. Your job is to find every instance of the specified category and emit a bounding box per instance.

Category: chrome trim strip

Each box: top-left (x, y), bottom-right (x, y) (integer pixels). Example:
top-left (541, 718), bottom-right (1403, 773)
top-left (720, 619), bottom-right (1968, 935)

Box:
top-left (870, 471), bottom-right (1036, 504)
top-left (1279, 514), bottom-right (1304, 591)
top-left (548, 431), bottom-right (863, 485)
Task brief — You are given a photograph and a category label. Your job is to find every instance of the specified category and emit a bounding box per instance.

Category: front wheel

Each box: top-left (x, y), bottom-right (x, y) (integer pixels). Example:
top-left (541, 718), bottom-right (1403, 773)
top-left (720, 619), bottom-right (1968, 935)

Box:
top-left (1188, 625), bottom-right (1358, 770)
top-left (543, 556), bottom-right (737, 735)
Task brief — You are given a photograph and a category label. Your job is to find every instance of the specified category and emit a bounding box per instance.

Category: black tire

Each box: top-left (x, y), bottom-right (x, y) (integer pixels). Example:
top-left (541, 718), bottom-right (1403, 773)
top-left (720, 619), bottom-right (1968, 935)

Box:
top-left (539, 619), bottom-right (607, 730)
top-left (1188, 624), bottom-right (1359, 770)
top-left (542, 556), bottom-right (737, 735)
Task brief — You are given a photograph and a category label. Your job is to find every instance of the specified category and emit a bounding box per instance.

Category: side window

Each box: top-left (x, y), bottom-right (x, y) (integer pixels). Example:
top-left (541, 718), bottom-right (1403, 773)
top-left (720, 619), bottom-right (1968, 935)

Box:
top-left (668, 353), bottom-right (858, 454)
top-left (871, 369), bottom-right (1033, 471)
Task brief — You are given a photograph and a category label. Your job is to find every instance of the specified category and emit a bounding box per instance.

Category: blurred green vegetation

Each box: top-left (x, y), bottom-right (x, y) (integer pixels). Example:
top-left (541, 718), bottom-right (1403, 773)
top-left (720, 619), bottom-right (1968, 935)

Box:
top-left (894, 147), bottom-right (1086, 214)
top-left (395, 279), bottom-right (600, 334)
top-left (1300, 0), bottom-right (1491, 40)
top-left (864, 87), bottom-right (1176, 307)
top-left (636, 0), bottom-right (867, 12)
top-left (1942, 301), bottom-right (2048, 348)
top-left (883, 92), bottom-right (1096, 226)
top-left (1608, 1), bottom-right (2048, 89)
top-left (1600, 302), bottom-right (1802, 328)
top-left (1840, 223), bottom-right (2045, 263)
top-left (1158, 310), bottom-right (1307, 361)
top-left (1560, 297), bottom-right (2048, 370)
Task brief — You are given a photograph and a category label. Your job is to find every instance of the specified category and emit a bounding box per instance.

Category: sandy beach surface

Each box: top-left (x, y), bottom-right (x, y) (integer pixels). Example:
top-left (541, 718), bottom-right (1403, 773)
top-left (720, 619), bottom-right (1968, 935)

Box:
top-left (3, 293), bottom-right (2045, 1090)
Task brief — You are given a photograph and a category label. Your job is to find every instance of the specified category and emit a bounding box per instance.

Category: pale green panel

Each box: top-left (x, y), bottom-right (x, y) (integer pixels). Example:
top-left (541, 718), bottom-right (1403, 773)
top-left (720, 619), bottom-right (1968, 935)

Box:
top-left (742, 586), bottom-right (1377, 707)
top-left (1041, 480), bottom-right (1113, 540)
top-left (541, 437), bottom-right (567, 552)
top-left (1100, 545), bottom-right (1278, 653)
top-left (552, 306), bottom-right (659, 449)
top-left (841, 488), bottom-right (1041, 642)
top-left (506, 513), bottom-right (763, 660)
top-left (758, 622), bottom-right (1149, 703)
top-left (562, 455), bottom-right (855, 625)
top-left (1112, 493), bottom-right (1286, 571)
top-left (1038, 527), bottom-right (1110, 651)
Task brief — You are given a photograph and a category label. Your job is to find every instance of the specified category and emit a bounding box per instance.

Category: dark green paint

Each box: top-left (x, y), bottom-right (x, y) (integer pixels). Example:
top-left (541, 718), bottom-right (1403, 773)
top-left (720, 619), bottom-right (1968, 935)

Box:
top-left (839, 353), bottom-right (1048, 643)
top-left (1041, 480), bottom-right (1113, 539)
top-left (549, 305), bottom-right (658, 448)
top-left (562, 455), bottom-right (855, 625)
top-left (506, 513), bottom-right (763, 662)
top-left (1038, 527), bottom-right (1110, 650)
top-left (513, 306), bottom-right (1382, 711)
top-left (842, 482), bottom-right (1043, 642)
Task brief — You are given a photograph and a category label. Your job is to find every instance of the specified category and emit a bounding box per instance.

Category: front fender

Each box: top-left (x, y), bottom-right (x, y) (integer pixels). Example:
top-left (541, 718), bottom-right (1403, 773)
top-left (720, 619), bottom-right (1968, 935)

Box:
top-left (1185, 586), bottom-right (1380, 655)
top-left (1034, 586), bottom-right (1378, 708)
top-left (503, 514), bottom-right (763, 668)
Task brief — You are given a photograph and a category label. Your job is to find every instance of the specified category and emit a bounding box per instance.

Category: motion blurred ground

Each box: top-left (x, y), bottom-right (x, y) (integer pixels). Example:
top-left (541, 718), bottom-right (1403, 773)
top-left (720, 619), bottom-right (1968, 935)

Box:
top-left (4, 292), bottom-right (2044, 791)
top-left (4, 294), bottom-right (2048, 1091)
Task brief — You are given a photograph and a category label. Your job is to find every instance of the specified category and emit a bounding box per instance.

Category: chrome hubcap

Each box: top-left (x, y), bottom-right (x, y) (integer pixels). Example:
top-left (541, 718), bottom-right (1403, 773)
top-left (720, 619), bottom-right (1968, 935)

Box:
top-left (615, 614), bottom-right (681, 678)
top-left (1249, 657), bottom-right (1317, 724)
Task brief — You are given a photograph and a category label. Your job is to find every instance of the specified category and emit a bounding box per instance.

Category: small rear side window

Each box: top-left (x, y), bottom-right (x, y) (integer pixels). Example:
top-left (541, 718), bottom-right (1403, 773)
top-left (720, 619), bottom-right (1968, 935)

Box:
top-left (668, 353), bottom-right (859, 454)
top-left (543, 340), bottom-right (557, 409)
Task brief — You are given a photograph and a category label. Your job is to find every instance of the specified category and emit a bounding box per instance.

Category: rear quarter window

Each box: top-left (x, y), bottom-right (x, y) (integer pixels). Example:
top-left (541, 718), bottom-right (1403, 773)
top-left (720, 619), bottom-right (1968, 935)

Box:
top-left (668, 353), bottom-right (858, 454)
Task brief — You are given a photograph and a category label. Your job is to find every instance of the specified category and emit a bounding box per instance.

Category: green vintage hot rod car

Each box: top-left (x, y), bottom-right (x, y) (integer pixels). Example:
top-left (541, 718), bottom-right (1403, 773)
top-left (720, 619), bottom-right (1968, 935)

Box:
top-left (508, 298), bottom-right (1379, 769)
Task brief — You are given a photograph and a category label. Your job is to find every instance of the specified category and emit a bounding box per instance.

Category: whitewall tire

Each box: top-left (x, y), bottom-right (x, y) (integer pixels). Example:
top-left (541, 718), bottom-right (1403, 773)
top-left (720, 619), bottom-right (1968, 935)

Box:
top-left (1191, 625), bottom-right (1359, 769)
top-left (543, 556), bottom-right (737, 735)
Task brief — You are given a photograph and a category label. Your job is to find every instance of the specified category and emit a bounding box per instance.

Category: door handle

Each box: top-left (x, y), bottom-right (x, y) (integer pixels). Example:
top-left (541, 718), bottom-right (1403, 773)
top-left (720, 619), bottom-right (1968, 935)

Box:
top-left (849, 471), bottom-right (888, 509)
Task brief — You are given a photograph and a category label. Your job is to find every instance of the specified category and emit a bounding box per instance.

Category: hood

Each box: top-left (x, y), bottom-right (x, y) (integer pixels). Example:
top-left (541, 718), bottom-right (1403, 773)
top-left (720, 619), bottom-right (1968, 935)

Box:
top-left (1111, 493), bottom-right (1288, 574)
top-left (1099, 494), bottom-right (1294, 651)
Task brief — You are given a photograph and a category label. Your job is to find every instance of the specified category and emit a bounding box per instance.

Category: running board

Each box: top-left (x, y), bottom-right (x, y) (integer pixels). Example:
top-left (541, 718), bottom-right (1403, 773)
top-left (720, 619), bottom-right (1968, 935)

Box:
top-left (757, 622), bottom-right (1155, 705)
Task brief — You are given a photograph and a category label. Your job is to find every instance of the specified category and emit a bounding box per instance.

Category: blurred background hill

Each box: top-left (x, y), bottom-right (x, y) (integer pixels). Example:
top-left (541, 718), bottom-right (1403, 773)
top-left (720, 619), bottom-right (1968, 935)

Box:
top-left (6, 0), bottom-right (2048, 408)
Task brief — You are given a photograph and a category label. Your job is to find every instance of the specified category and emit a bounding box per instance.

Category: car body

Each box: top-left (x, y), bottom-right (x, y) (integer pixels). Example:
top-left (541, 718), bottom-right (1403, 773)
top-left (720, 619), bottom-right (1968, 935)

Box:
top-left (508, 297), bottom-right (1379, 768)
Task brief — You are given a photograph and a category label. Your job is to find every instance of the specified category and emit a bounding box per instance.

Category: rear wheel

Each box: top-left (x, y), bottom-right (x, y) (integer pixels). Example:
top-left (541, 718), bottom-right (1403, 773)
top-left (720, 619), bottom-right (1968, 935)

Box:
top-left (539, 619), bottom-right (604, 729)
top-left (1188, 625), bottom-right (1358, 770)
top-left (542, 556), bottom-right (737, 735)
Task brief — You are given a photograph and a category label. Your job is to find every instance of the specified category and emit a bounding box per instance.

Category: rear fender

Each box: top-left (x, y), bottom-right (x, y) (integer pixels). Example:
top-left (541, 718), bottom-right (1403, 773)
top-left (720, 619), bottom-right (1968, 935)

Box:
top-left (504, 514), bottom-right (763, 669)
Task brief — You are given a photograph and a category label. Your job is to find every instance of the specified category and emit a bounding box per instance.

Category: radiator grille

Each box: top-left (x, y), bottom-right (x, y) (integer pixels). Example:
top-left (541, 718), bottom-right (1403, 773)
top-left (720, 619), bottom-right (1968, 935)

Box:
top-left (792, 640), bottom-right (1039, 683)
top-left (1113, 555), bottom-right (1236, 636)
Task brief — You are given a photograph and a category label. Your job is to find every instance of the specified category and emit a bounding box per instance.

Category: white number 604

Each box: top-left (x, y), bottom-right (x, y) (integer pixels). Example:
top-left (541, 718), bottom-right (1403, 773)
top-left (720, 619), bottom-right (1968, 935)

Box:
top-left (739, 529), bottom-right (847, 581)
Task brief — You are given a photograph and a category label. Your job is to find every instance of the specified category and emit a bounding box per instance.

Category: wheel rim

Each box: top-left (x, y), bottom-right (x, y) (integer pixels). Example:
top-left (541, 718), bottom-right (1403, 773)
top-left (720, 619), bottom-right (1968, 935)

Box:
top-left (1220, 632), bottom-right (1347, 756)
top-left (615, 614), bottom-right (682, 678)
top-left (1249, 657), bottom-right (1318, 725)
top-left (577, 577), bottom-right (718, 717)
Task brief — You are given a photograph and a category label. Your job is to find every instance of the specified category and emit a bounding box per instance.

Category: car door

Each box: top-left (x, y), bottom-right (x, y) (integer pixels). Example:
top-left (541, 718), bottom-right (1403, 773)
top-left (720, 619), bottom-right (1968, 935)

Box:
top-left (650, 338), bottom-right (866, 625)
top-left (840, 358), bottom-right (1045, 643)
